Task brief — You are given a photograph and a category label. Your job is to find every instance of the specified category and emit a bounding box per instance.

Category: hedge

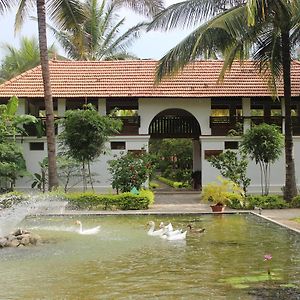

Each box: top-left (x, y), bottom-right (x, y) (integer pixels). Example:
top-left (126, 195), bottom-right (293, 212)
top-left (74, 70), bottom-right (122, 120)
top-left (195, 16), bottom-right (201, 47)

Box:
top-left (226, 194), bottom-right (288, 209)
top-left (64, 189), bottom-right (155, 210)
top-left (156, 176), bottom-right (190, 189)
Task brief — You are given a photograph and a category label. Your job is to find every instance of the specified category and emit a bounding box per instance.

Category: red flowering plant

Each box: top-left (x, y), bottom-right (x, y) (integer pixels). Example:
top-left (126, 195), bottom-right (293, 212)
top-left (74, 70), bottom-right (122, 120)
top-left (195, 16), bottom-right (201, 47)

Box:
top-left (108, 152), bottom-right (156, 193)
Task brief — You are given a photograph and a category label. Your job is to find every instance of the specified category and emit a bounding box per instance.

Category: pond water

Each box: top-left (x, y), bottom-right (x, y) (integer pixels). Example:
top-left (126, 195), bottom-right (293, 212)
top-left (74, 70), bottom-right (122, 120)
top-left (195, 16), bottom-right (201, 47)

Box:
top-left (1, 214), bottom-right (300, 299)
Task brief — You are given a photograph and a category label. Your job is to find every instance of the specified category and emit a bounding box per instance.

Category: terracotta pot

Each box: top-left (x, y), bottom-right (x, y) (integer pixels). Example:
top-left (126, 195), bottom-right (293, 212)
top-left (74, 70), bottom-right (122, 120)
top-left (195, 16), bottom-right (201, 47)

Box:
top-left (210, 204), bottom-right (225, 212)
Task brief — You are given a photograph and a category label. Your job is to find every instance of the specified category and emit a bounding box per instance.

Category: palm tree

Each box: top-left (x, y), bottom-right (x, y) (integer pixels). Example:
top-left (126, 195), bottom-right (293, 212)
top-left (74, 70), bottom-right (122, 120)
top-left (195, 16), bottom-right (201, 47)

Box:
top-left (148, 0), bottom-right (299, 200)
top-left (13, 0), bottom-right (164, 190)
top-left (48, 0), bottom-right (145, 61)
top-left (0, 36), bottom-right (58, 82)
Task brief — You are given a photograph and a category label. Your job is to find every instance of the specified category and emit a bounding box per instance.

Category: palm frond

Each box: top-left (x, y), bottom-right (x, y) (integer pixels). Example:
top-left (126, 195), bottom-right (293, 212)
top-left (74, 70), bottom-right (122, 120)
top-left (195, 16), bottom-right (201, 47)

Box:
top-left (15, 0), bottom-right (35, 32)
top-left (47, 0), bottom-right (85, 31)
top-left (148, 0), bottom-right (245, 31)
top-left (112, 0), bottom-right (165, 18)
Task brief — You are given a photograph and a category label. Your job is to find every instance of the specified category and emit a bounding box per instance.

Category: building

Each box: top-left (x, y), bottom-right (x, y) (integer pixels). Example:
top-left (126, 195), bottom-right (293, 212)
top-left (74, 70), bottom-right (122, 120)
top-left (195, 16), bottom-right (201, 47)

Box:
top-left (0, 59), bottom-right (300, 193)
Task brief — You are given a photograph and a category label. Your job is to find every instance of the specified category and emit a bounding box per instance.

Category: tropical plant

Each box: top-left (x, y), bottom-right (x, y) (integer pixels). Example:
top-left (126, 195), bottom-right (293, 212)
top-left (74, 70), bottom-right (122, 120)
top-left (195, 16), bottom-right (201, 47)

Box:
top-left (108, 152), bottom-right (155, 193)
top-left (241, 124), bottom-right (284, 196)
top-left (201, 176), bottom-right (244, 206)
top-left (48, 0), bottom-right (146, 60)
top-left (0, 96), bottom-right (37, 141)
top-left (148, 0), bottom-right (299, 200)
top-left (0, 36), bottom-right (57, 82)
top-left (208, 150), bottom-right (251, 194)
top-left (59, 104), bottom-right (122, 191)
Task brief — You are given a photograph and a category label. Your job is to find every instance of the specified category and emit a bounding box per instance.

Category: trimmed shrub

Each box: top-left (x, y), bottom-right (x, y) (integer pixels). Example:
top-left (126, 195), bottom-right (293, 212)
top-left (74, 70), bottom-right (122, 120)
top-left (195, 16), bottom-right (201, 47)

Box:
top-left (245, 195), bottom-right (287, 209)
top-left (290, 195), bottom-right (300, 208)
top-left (157, 176), bottom-right (190, 189)
top-left (65, 190), bottom-right (154, 210)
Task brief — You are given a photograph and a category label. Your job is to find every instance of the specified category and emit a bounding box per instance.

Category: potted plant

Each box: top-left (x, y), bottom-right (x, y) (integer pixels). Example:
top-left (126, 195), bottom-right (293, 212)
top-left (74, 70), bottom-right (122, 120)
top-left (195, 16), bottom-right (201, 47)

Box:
top-left (201, 177), bottom-right (244, 212)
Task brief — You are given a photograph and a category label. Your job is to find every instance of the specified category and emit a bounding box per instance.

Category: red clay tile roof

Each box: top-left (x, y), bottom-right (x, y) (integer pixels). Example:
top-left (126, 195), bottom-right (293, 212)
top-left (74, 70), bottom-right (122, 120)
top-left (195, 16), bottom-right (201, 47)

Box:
top-left (0, 59), bottom-right (300, 98)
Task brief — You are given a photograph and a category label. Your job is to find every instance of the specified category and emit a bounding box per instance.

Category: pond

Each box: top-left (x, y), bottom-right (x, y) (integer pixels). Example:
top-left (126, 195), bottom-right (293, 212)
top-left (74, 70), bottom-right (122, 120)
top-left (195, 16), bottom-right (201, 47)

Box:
top-left (1, 214), bottom-right (300, 299)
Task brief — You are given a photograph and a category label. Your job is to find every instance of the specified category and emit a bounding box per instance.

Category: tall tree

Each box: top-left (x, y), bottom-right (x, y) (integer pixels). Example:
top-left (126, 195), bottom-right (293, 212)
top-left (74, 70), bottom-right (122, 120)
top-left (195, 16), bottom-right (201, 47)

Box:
top-left (0, 36), bottom-right (57, 82)
top-left (48, 0), bottom-right (145, 60)
top-left (14, 0), bottom-right (164, 191)
top-left (148, 0), bottom-right (299, 200)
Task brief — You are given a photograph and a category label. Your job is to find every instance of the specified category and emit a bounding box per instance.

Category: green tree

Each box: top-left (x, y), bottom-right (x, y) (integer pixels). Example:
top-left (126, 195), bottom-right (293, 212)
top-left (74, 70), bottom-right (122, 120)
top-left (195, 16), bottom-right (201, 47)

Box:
top-left (13, 0), bottom-right (164, 191)
top-left (108, 152), bottom-right (155, 193)
top-left (208, 150), bottom-right (250, 194)
top-left (148, 0), bottom-right (299, 200)
top-left (0, 96), bottom-right (36, 191)
top-left (241, 124), bottom-right (284, 195)
top-left (48, 0), bottom-right (145, 60)
top-left (0, 37), bottom-right (57, 82)
top-left (59, 104), bottom-right (122, 191)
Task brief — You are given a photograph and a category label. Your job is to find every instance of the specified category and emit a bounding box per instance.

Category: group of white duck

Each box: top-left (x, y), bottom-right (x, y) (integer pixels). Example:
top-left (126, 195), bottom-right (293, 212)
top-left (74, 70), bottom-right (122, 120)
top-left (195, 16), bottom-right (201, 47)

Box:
top-left (147, 221), bottom-right (205, 241)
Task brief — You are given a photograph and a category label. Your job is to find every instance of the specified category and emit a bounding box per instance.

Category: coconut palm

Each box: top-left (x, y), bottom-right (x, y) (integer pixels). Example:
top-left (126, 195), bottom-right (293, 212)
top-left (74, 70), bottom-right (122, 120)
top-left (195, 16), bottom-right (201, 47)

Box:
top-left (48, 0), bottom-right (145, 60)
top-left (0, 36), bottom-right (58, 82)
top-left (13, 0), bottom-right (164, 191)
top-left (148, 0), bottom-right (299, 200)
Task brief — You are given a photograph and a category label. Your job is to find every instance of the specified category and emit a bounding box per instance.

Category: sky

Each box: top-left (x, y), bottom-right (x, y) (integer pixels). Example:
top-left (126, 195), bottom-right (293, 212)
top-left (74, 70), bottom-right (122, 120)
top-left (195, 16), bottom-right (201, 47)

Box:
top-left (0, 0), bottom-right (193, 61)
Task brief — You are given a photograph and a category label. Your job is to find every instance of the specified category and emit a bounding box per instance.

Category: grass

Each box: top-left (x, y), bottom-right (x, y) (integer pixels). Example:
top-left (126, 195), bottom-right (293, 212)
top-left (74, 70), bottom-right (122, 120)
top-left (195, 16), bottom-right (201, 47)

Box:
top-left (291, 217), bottom-right (300, 224)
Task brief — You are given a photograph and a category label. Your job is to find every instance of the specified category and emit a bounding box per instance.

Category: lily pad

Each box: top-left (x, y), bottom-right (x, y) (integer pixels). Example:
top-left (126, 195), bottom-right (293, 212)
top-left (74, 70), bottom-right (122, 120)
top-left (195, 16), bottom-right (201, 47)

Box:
top-left (219, 273), bottom-right (282, 289)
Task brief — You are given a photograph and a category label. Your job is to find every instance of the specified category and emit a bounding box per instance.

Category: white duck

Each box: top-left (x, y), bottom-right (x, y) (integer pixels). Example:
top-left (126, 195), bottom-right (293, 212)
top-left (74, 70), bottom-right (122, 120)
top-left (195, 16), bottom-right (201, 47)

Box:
top-left (75, 220), bottom-right (101, 235)
top-left (164, 230), bottom-right (187, 241)
top-left (159, 222), bottom-right (174, 232)
top-left (147, 221), bottom-right (166, 236)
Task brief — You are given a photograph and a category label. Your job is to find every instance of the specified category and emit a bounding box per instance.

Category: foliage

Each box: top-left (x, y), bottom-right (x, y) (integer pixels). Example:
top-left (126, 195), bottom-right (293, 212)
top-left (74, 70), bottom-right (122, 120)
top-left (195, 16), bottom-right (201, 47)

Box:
top-left (0, 192), bottom-right (27, 209)
top-left (0, 36), bottom-right (57, 82)
top-left (149, 182), bottom-right (159, 189)
top-left (290, 195), bottom-right (300, 208)
top-left (208, 150), bottom-right (251, 194)
top-left (156, 176), bottom-right (190, 189)
top-left (108, 152), bottom-right (155, 193)
top-left (0, 96), bottom-right (37, 141)
top-left (59, 104), bottom-right (122, 190)
top-left (201, 177), bottom-right (244, 206)
top-left (34, 156), bottom-right (83, 192)
top-left (65, 189), bottom-right (154, 210)
top-left (245, 195), bottom-right (287, 209)
top-left (150, 138), bottom-right (193, 172)
top-left (241, 124), bottom-right (284, 196)
top-left (49, 0), bottom-right (146, 60)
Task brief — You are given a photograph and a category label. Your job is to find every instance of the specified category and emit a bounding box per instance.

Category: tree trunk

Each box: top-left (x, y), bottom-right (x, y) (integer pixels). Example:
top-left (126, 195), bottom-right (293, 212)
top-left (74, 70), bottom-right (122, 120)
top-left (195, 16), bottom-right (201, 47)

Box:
top-left (37, 0), bottom-right (58, 191)
top-left (281, 28), bottom-right (298, 201)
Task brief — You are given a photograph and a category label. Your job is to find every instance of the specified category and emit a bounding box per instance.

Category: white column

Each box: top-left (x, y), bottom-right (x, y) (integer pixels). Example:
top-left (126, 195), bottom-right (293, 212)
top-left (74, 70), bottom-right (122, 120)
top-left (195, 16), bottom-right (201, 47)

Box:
top-left (98, 98), bottom-right (106, 116)
top-left (192, 139), bottom-right (201, 171)
top-left (242, 97), bottom-right (251, 133)
top-left (57, 98), bottom-right (66, 134)
top-left (281, 97), bottom-right (285, 134)
top-left (17, 98), bottom-right (26, 115)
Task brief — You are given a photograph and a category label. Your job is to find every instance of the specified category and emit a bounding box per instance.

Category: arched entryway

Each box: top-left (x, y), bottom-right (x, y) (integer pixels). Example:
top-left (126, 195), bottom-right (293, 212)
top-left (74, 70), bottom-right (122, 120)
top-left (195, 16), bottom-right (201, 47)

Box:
top-left (148, 109), bottom-right (202, 190)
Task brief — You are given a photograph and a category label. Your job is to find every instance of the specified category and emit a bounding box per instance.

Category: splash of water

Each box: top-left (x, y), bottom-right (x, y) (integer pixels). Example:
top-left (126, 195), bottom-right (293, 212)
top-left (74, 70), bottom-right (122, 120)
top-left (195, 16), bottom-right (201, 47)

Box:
top-left (0, 194), bottom-right (68, 237)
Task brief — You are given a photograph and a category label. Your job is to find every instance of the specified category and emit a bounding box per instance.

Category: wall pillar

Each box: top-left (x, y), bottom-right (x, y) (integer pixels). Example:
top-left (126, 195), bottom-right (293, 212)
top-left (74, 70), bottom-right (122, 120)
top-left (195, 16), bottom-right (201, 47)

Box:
top-left (281, 97), bottom-right (285, 134)
top-left (98, 98), bottom-right (106, 116)
top-left (192, 138), bottom-right (201, 190)
top-left (17, 98), bottom-right (26, 115)
top-left (242, 97), bottom-right (251, 133)
top-left (57, 98), bottom-right (66, 134)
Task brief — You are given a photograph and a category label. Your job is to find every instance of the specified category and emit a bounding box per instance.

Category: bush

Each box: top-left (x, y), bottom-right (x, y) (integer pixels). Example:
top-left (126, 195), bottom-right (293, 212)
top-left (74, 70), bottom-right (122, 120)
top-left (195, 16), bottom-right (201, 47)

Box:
top-left (64, 190), bottom-right (154, 210)
top-left (290, 195), bottom-right (300, 208)
top-left (245, 195), bottom-right (287, 209)
top-left (157, 176), bottom-right (190, 189)
top-left (0, 191), bottom-right (27, 209)
top-left (226, 193), bottom-right (246, 209)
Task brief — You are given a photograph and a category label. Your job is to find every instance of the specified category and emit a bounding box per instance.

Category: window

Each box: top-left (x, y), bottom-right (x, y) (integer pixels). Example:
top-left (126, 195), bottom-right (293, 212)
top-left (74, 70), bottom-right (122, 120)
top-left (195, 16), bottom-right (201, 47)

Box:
top-left (111, 142), bottom-right (126, 150)
top-left (211, 108), bottom-right (230, 117)
top-left (204, 150), bottom-right (223, 160)
top-left (224, 141), bottom-right (239, 150)
top-left (29, 142), bottom-right (44, 151)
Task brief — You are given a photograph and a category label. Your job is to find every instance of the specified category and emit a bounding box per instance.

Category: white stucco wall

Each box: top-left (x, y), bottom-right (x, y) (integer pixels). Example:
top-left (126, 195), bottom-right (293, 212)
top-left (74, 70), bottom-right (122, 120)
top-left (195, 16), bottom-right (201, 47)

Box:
top-left (201, 136), bottom-right (300, 194)
top-left (139, 98), bottom-right (211, 135)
